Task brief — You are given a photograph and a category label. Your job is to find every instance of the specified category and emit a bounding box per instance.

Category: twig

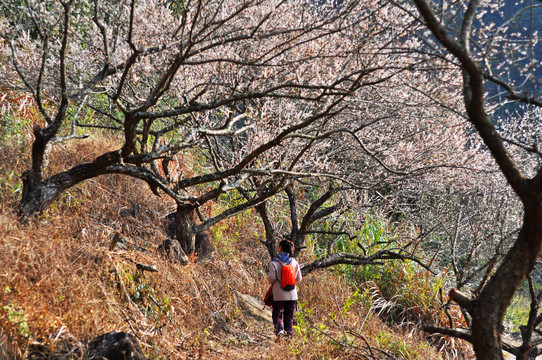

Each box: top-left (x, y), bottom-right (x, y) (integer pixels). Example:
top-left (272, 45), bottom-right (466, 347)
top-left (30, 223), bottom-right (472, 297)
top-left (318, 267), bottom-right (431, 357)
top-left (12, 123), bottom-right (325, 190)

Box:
top-left (312, 326), bottom-right (367, 359)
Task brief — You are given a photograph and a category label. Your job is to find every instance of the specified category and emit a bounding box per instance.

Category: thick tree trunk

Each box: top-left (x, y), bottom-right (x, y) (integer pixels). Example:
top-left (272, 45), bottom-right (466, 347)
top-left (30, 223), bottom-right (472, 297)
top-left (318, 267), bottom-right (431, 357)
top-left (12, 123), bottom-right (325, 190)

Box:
top-left (470, 206), bottom-right (542, 360)
top-left (19, 150), bottom-right (124, 220)
top-left (253, 202), bottom-right (277, 258)
top-left (175, 204), bottom-right (197, 255)
top-left (20, 174), bottom-right (66, 217)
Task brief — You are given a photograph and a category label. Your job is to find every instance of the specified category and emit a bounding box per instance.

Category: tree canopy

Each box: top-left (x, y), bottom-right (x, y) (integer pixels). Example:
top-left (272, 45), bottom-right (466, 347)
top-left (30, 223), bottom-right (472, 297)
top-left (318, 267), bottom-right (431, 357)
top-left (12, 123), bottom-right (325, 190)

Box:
top-left (2, 0), bottom-right (542, 358)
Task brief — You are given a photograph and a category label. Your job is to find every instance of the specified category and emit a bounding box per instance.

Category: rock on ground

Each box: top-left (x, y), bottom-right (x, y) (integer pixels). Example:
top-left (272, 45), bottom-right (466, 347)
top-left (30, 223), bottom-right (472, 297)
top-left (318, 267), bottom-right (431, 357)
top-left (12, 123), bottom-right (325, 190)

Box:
top-left (235, 291), bottom-right (272, 323)
top-left (87, 331), bottom-right (146, 360)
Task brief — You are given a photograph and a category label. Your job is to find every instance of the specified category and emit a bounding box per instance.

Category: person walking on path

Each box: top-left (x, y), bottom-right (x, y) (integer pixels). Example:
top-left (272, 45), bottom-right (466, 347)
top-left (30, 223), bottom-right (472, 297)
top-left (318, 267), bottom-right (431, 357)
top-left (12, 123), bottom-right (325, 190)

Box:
top-left (267, 240), bottom-right (302, 337)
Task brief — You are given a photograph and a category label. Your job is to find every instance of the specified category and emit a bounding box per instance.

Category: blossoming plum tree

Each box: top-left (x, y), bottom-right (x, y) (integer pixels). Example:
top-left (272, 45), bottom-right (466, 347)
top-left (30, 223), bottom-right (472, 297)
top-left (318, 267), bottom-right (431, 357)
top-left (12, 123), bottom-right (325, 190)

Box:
top-left (1, 0), bottom-right (384, 253)
top-left (397, 0), bottom-right (542, 358)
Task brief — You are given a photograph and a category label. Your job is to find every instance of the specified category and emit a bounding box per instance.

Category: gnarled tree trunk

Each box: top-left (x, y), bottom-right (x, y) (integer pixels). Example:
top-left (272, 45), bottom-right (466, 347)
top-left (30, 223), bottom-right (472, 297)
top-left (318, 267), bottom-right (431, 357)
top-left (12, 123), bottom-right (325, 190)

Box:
top-left (19, 149), bottom-right (122, 220)
top-left (175, 204), bottom-right (197, 255)
top-left (470, 205), bottom-right (542, 360)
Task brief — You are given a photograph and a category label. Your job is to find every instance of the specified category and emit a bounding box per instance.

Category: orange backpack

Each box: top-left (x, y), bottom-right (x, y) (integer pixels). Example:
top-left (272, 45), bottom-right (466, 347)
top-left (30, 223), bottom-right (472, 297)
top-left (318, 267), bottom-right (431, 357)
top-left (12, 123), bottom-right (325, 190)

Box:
top-left (276, 258), bottom-right (296, 291)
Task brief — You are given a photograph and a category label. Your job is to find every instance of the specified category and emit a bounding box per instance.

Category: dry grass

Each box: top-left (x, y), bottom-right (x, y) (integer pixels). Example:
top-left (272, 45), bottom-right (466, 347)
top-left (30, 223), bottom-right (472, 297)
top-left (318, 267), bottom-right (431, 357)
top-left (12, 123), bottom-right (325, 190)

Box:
top-left (0, 136), bottom-right (465, 359)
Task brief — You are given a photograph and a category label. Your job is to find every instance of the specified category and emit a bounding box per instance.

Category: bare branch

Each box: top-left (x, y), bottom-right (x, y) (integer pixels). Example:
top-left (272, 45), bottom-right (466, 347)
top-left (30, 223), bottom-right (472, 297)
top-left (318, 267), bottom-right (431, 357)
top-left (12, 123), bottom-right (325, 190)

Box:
top-left (176, 99), bottom-right (343, 189)
top-left (36, 35), bottom-right (52, 124)
top-left (301, 250), bottom-right (434, 275)
top-left (423, 325), bottom-right (472, 342)
top-left (448, 288), bottom-right (473, 313)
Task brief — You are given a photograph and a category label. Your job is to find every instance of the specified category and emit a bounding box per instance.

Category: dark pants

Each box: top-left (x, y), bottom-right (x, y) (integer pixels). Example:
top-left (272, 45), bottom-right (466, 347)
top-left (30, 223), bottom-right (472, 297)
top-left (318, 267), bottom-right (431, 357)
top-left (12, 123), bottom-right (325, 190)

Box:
top-left (272, 300), bottom-right (296, 336)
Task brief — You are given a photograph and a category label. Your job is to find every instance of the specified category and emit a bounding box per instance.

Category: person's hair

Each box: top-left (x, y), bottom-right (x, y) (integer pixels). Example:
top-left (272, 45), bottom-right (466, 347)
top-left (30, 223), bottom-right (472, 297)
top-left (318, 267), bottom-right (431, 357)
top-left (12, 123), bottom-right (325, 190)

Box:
top-left (278, 239), bottom-right (294, 257)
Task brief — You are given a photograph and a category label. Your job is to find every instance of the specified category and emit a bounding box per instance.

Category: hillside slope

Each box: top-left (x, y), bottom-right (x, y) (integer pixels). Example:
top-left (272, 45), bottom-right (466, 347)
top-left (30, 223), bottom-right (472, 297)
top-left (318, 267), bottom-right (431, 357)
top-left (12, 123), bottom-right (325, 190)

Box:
top-left (0, 136), bottom-right (459, 359)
